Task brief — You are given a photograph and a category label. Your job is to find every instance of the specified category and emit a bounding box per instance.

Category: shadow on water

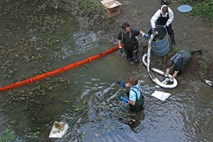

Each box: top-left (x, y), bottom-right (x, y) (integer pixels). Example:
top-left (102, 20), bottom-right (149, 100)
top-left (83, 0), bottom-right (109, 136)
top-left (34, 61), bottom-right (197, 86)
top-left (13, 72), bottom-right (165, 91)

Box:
top-left (0, 1), bottom-right (213, 142)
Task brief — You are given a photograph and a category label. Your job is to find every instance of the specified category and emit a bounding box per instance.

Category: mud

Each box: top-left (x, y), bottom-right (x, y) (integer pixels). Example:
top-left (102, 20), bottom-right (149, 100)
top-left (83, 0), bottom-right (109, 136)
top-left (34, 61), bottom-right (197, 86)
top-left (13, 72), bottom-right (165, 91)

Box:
top-left (69, 0), bottom-right (213, 81)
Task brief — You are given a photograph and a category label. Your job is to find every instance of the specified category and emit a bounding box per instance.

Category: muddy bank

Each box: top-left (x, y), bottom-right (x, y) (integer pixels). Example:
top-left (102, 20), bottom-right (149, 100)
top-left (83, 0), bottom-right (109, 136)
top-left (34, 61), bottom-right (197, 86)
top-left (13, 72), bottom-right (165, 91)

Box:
top-left (61, 0), bottom-right (213, 81)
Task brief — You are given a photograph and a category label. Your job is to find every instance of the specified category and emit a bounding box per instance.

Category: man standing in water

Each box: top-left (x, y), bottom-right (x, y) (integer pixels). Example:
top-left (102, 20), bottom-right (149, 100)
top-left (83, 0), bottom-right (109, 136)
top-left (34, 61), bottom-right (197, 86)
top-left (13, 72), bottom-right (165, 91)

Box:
top-left (117, 22), bottom-right (149, 64)
top-left (117, 76), bottom-right (144, 112)
top-left (150, 5), bottom-right (176, 46)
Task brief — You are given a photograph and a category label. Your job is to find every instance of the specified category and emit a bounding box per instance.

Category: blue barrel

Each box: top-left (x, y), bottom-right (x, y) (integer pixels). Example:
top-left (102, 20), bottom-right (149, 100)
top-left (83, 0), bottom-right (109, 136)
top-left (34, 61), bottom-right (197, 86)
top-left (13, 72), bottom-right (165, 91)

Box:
top-left (150, 25), bottom-right (171, 56)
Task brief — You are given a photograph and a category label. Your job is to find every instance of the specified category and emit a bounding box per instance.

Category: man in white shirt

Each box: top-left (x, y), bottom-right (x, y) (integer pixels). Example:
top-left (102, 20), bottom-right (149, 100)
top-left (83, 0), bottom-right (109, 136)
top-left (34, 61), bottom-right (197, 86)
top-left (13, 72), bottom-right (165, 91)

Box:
top-left (150, 5), bottom-right (176, 46)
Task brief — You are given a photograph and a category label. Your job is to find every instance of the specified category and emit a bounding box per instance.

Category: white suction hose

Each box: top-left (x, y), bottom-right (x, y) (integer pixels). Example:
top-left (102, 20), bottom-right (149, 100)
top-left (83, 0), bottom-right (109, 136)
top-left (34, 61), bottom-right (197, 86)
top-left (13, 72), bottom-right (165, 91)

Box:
top-left (142, 33), bottom-right (178, 89)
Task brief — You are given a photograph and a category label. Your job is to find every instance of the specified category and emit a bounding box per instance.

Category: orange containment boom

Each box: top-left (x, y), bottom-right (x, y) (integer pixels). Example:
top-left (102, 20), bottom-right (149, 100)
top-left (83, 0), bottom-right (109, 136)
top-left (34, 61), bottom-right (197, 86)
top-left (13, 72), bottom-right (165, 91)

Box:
top-left (0, 45), bottom-right (119, 92)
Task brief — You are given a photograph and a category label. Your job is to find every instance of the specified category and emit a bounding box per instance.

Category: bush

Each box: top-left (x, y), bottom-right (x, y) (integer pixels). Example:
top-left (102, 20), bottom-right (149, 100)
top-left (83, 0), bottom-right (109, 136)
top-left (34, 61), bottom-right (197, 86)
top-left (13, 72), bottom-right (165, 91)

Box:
top-left (179, 0), bottom-right (213, 23)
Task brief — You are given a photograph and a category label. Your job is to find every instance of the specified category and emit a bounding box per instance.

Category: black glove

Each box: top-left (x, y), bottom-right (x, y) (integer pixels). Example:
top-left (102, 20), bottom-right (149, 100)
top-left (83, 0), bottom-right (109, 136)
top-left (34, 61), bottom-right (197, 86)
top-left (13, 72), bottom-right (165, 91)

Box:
top-left (163, 73), bottom-right (169, 80)
top-left (166, 78), bottom-right (174, 85)
top-left (143, 33), bottom-right (150, 39)
top-left (151, 28), bottom-right (159, 36)
top-left (151, 28), bottom-right (156, 34)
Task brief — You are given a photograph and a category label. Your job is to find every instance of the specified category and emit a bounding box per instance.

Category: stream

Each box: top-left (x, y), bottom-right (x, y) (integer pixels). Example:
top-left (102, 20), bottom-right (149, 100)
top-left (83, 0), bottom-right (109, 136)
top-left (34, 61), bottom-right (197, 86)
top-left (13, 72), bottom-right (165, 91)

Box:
top-left (0, 1), bottom-right (212, 142)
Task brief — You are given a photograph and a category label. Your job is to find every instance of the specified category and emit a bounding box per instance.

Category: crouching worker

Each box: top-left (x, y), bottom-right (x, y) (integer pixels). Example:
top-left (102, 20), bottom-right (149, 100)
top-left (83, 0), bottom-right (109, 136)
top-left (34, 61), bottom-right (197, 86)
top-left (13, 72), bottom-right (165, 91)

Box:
top-left (164, 49), bottom-right (192, 84)
top-left (117, 76), bottom-right (144, 112)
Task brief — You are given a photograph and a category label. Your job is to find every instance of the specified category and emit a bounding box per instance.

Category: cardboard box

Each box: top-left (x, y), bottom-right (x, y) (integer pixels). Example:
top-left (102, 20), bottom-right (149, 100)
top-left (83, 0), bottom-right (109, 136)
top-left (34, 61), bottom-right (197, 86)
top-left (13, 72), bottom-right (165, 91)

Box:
top-left (101, 0), bottom-right (122, 17)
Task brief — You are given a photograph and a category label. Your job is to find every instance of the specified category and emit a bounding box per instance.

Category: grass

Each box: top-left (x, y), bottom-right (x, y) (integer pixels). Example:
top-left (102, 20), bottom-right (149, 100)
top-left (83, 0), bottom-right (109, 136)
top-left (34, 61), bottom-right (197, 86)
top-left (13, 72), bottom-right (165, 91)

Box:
top-left (0, 128), bottom-right (15, 142)
top-left (67, 0), bottom-right (103, 13)
top-left (179, 0), bottom-right (213, 24)
top-left (198, 59), bottom-right (209, 76)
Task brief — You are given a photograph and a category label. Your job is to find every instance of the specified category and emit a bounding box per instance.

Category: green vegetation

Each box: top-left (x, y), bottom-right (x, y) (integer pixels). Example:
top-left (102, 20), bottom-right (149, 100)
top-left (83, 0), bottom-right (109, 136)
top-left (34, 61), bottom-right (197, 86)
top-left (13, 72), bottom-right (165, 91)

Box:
top-left (179, 0), bottom-right (213, 23)
top-left (63, 0), bottom-right (103, 15)
top-left (0, 128), bottom-right (15, 142)
top-left (84, 0), bottom-right (103, 11)
top-left (198, 59), bottom-right (209, 76)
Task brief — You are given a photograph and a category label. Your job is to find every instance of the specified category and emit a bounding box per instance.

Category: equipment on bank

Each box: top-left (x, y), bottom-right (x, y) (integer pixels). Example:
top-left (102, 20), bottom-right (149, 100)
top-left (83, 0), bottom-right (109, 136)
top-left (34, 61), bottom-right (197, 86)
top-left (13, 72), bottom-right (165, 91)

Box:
top-left (142, 30), bottom-right (178, 89)
top-left (204, 79), bottom-right (213, 88)
top-left (149, 25), bottom-right (171, 57)
top-left (101, 0), bottom-right (122, 17)
top-left (177, 5), bottom-right (193, 13)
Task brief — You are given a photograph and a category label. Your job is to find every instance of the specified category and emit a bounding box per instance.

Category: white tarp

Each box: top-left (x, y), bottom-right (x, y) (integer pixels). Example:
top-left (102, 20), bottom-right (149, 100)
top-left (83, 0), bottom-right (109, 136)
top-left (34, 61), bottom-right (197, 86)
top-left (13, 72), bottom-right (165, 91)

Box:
top-left (49, 121), bottom-right (69, 138)
top-left (151, 90), bottom-right (171, 101)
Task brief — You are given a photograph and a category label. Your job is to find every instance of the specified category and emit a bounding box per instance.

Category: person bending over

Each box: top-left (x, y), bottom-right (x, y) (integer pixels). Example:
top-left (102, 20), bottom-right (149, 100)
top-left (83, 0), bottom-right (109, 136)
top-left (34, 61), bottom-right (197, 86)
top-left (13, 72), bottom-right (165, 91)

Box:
top-left (164, 49), bottom-right (192, 84)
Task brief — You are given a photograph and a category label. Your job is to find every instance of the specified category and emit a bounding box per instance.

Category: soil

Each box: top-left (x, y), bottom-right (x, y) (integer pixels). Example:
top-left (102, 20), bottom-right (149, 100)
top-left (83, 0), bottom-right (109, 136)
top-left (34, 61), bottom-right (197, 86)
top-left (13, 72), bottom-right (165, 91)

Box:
top-left (73, 0), bottom-right (213, 82)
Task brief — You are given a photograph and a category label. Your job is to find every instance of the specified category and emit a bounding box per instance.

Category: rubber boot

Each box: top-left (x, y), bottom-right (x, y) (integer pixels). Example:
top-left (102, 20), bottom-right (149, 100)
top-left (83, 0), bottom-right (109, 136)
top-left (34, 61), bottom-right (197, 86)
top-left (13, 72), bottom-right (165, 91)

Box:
top-left (132, 49), bottom-right (139, 64)
top-left (170, 33), bottom-right (176, 46)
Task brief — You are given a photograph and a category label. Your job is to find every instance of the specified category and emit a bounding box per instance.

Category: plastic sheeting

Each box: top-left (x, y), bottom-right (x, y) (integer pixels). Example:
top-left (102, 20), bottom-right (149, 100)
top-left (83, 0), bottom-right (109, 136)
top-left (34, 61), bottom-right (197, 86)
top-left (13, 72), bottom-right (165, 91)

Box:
top-left (151, 90), bottom-right (171, 101)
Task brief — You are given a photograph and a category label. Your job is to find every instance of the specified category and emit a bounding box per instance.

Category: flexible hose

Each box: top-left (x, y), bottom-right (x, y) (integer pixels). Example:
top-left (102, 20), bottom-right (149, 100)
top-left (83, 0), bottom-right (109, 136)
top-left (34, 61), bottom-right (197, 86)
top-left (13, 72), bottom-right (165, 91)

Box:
top-left (142, 33), bottom-right (178, 89)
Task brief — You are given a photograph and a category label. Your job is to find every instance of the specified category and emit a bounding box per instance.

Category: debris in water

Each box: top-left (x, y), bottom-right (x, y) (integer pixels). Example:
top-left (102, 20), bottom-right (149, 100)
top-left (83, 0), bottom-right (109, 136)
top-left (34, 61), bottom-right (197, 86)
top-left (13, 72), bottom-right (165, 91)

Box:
top-left (151, 90), bottom-right (171, 101)
top-left (204, 79), bottom-right (213, 87)
top-left (49, 121), bottom-right (69, 138)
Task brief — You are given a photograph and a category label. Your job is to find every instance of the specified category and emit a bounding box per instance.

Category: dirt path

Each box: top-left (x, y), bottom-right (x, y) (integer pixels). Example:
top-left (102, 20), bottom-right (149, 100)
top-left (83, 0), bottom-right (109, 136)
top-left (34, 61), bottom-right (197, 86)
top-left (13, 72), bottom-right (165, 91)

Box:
top-left (101, 0), bottom-right (213, 81)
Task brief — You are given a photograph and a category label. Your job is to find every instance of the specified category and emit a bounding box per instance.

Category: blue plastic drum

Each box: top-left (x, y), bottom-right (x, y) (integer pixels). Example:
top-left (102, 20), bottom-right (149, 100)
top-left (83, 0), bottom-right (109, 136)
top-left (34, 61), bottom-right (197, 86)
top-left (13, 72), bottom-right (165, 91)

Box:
top-left (150, 25), bottom-right (171, 57)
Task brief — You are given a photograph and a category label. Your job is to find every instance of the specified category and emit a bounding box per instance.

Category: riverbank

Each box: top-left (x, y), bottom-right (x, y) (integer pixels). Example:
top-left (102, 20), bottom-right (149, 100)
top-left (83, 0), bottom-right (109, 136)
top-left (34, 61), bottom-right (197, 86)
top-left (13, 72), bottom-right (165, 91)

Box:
top-left (62, 0), bottom-right (213, 81)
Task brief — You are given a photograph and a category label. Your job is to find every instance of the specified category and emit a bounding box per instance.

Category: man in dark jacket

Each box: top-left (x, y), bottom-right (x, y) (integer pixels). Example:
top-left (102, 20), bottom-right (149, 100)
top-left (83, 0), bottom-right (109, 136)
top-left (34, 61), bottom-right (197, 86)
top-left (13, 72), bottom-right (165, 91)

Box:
top-left (117, 22), bottom-right (149, 64)
top-left (164, 49), bottom-right (191, 84)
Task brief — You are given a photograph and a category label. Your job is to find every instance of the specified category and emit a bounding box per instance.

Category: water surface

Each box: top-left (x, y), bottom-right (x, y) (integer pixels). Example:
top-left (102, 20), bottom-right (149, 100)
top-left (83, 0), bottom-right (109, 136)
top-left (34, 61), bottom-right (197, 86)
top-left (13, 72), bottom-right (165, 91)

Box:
top-left (0, 1), bottom-right (212, 142)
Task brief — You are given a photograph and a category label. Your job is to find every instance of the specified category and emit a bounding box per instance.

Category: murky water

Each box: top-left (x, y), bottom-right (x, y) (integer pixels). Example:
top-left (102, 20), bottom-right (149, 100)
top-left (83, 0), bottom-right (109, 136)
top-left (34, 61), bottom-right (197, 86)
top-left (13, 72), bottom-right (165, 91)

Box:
top-left (0, 1), bottom-right (212, 142)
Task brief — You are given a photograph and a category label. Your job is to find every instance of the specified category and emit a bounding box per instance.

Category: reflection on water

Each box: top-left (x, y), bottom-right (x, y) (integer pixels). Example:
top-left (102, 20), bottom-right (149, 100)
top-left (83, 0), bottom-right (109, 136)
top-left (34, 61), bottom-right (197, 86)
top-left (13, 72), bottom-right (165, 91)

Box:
top-left (81, 121), bottom-right (145, 142)
top-left (0, 1), bottom-right (213, 142)
top-left (60, 31), bottom-right (99, 59)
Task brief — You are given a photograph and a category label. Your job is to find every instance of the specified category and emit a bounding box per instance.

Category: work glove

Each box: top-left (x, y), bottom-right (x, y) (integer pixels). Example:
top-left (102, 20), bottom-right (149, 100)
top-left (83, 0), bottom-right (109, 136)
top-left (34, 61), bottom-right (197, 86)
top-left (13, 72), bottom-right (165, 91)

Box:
top-left (119, 96), bottom-right (128, 103)
top-left (151, 28), bottom-right (159, 36)
top-left (166, 78), bottom-right (174, 85)
top-left (151, 28), bottom-right (156, 34)
top-left (143, 33), bottom-right (150, 39)
top-left (117, 80), bottom-right (126, 88)
top-left (163, 73), bottom-right (169, 80)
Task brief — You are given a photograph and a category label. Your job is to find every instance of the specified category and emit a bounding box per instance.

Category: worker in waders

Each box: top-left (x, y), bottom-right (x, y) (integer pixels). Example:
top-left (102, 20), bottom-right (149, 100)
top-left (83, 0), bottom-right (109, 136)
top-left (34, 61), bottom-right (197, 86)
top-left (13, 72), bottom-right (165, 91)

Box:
top-left (117, 76), bottom-right (144, 112)
top-left (117, 22), bottom-right (149, 64)
top-left (150, 5), bottom-right (176, 46)
top-left (164, 49), bottom-right (192, 84)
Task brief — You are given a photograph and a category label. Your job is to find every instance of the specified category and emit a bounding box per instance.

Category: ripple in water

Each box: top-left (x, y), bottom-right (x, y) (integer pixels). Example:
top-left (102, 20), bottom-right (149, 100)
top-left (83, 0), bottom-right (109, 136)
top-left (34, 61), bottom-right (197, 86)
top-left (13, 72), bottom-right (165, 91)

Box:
top-left (60, 31), bottom-right (99, 59)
